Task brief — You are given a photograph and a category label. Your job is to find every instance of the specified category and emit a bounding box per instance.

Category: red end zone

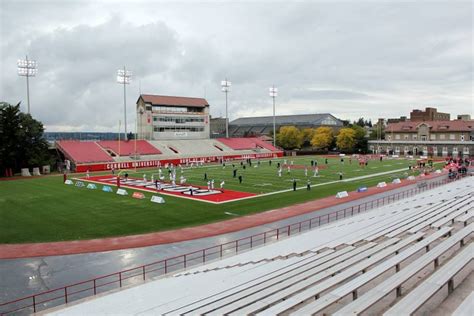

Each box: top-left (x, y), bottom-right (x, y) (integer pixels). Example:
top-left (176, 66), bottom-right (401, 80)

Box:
top-left (79, 175), bottom-right (256, 204)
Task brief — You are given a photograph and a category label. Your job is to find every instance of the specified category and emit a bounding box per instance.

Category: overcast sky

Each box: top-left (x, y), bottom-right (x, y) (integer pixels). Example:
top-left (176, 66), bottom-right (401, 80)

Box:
top-left (0, 0), bottom-right (472, 132)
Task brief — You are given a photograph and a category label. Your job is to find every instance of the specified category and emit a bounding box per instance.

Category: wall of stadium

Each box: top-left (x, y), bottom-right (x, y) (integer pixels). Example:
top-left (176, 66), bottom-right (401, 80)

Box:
top-left (75, 152), bottom-right (284, 172)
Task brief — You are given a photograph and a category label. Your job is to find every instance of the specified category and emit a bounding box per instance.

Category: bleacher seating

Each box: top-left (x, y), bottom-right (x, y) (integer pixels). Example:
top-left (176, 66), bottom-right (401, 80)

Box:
top-left (56, 141), bottom-right (114, 163)
top-left (217, 137), bottom-right (279, 151)
top-left (46, 176), bottom-right (473, 316)
top-left (97, 140), bottom-right (161, 156)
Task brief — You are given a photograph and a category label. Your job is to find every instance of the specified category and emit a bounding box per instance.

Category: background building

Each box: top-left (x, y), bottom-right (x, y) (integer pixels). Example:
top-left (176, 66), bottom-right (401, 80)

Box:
top-left (410, 107), bottom-right (450, 121)
top-left (137, 94), bottom-right (210, 140)
top-left (229, 113), bottom-right (343, 137)
top-left (369, 120), bottom-right (473, 157)
top-left (209, 117), bottom-right (227, 138)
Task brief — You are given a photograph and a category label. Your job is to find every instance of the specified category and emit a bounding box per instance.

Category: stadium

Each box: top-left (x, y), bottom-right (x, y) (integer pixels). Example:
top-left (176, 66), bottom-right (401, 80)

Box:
top-left (1, 1), bottom-right (473, 316)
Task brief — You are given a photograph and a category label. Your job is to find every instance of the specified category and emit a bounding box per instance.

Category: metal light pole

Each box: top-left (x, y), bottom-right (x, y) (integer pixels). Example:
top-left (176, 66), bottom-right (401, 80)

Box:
top-left (117, 67), bottom-right (132, 137)
top-left (17, 56), bottom-right (37, 114)
top-left (221, 79), bottom-right (231, 138)
top-left (269, 85), bottom-right (278, 147)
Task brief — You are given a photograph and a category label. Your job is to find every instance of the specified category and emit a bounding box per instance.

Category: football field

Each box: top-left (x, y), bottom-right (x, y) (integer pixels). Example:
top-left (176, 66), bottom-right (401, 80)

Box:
top-left (0, 156), bottom-right (423, 244)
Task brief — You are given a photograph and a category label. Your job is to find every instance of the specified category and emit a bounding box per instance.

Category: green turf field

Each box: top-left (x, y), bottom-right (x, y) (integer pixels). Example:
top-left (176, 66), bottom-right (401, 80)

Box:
top-left (0, 156), bottom-right (422, 244)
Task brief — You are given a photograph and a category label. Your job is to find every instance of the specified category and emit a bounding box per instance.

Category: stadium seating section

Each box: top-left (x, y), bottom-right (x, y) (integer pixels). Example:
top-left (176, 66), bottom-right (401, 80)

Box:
top-left (217, 137), bottom-right (279, 151)
top-left (48, 177), bottom-right (473, 315)
top-left (97, 140), bottom-right (162, 156)
top-left (57, 138), bottom-right (280, 165)
top-left (56, 141), bottom-right (114, 163)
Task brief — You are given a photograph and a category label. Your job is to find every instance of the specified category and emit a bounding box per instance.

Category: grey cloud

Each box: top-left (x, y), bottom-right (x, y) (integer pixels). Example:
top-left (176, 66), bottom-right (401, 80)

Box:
top-left (0, 0), bottom-right (472, 131)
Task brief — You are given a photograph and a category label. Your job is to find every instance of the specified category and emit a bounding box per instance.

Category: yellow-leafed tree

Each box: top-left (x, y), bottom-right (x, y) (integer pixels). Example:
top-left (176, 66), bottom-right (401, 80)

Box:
top-left (276, 126), bottom-right (304, 149)
top-left (336, 128), bottom-right (356, 152)
top-left (310, 126), bottom-right (334, 150)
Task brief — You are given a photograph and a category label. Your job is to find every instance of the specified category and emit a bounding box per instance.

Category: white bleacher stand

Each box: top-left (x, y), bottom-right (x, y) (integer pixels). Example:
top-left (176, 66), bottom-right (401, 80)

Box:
top-left (21, 168), bottom-right (31, 177)
top-left (45, 177), bottom-right (474, 316)
top-left (32, 167), bottom-right (41, 176)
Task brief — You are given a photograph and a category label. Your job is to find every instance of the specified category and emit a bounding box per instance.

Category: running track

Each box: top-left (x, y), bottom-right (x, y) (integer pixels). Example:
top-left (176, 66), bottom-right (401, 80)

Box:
top-left (0, 172), bottom-right (446, 259)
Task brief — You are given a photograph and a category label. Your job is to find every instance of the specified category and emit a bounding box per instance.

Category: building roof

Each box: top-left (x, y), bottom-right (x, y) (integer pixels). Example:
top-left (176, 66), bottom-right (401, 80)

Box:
top-left (138, 94), bottom-right (209, 107)
top-left (230, 114), bottom-right (342, 127)
top-left (386, 120), bottom-right (474, 133)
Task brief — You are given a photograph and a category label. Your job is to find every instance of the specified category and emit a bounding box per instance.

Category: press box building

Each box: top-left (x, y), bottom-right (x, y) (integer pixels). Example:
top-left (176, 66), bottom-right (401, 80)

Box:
top-left (136, 94), bottom-right (210, 140)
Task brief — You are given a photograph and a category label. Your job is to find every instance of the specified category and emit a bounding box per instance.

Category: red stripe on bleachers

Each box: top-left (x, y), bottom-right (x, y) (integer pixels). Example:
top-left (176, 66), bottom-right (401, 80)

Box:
top-left (97, 140), bottom-right (162, 156)
top-left (57, 141), bottom-right (114, 163)
top-left (217, 137), bottom-right (279, 151)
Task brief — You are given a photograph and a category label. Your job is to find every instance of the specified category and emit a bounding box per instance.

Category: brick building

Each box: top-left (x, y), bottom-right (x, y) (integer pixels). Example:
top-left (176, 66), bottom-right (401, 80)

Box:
top-left (369, 120), bottom-right (474, 157)
top-left (410, 107), bottom-right (450, 121)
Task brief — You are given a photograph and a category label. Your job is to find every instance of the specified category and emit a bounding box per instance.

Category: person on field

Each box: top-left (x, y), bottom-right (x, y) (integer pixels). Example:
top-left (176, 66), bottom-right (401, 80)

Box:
top-left (339, 172), bottom-right (343, 180)
top-left (207, 180), bottom-right (211, 191)
top-left (304, 167), bottom-right (308, 177)
top-left (220, 180), bottom-right (225, 190)
top-left (233, 168), bottom-right (237, 178)
top-left (313, 166), bottom-right (319, 177)
top-left (86, 169), bottom-right (90, 179)
top-left (238, 175), bottom-right (243, 184)
top-left (269, 160), bottom-right (272, 166)
top-left (211, 179), bottom-right (215, 190)
top-left (278, 167), bottom-right (282, 177)
top-left (204, 172), bottom-right (208, 180)
top-left (325, 158), bottom-right (328, 165)
top-left (307, 179), bottom-right (311, 191)
top-left (293, 179), bottom-right (297, 191)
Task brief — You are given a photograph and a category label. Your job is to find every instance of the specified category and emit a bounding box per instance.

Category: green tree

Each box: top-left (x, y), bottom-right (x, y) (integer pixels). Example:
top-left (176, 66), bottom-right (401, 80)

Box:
top-left (310, 126), bottom-right (333, 150)
top-left (336, 128), bottom-right (356, 152)
top-left (0, 102), bottom-right (52, 174)
top-left (351, 125), bottom-right (368, 153)
top-left (276, 126), bottom-right (303, 150)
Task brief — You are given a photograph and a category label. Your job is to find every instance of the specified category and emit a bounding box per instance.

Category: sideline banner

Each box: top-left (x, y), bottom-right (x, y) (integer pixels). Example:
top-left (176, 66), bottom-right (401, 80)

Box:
top-left (151, 195), bottom-right (165, 204)
top-left (336, 191), bottom-right (349, 198)
top-left (75, 152), bottom-right (283, 172)
top-left (116, 188), bottom-right (128, 196)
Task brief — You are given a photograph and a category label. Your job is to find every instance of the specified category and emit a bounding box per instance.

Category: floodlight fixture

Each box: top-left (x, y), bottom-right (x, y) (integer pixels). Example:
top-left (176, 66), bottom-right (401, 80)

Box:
top-left (17, 56), bottom-right (37, 114)
top-left (221, 78), bottom-right (232, 138)
top-left (269, 85), bottom-right (278, 147)
top-left (117, 66), bottom-right (132, 135)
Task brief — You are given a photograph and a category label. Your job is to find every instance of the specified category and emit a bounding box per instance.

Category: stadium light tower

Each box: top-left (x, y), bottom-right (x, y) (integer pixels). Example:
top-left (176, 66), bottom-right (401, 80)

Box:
top-left (117, 66), bottom-right (132, 136)
top-left (221, 78), bottom-right (231, 138)
top-left (269, 85), bottom-right (278, 147)
top-left (17, 56), bottom-right (37, 114)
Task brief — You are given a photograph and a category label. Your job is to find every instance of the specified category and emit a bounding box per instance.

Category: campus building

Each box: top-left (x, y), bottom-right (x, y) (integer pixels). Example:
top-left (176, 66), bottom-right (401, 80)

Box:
top-left (409, 107), bottom-right (450, 121)
top-left (369, 120), bottom-right (474, 157)
top-left (136, 94), bottom-right (210, 140)
top-left (209, 117), bottom-right (227, 138)
top-left (228, 113), bottom-right (343, 137)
